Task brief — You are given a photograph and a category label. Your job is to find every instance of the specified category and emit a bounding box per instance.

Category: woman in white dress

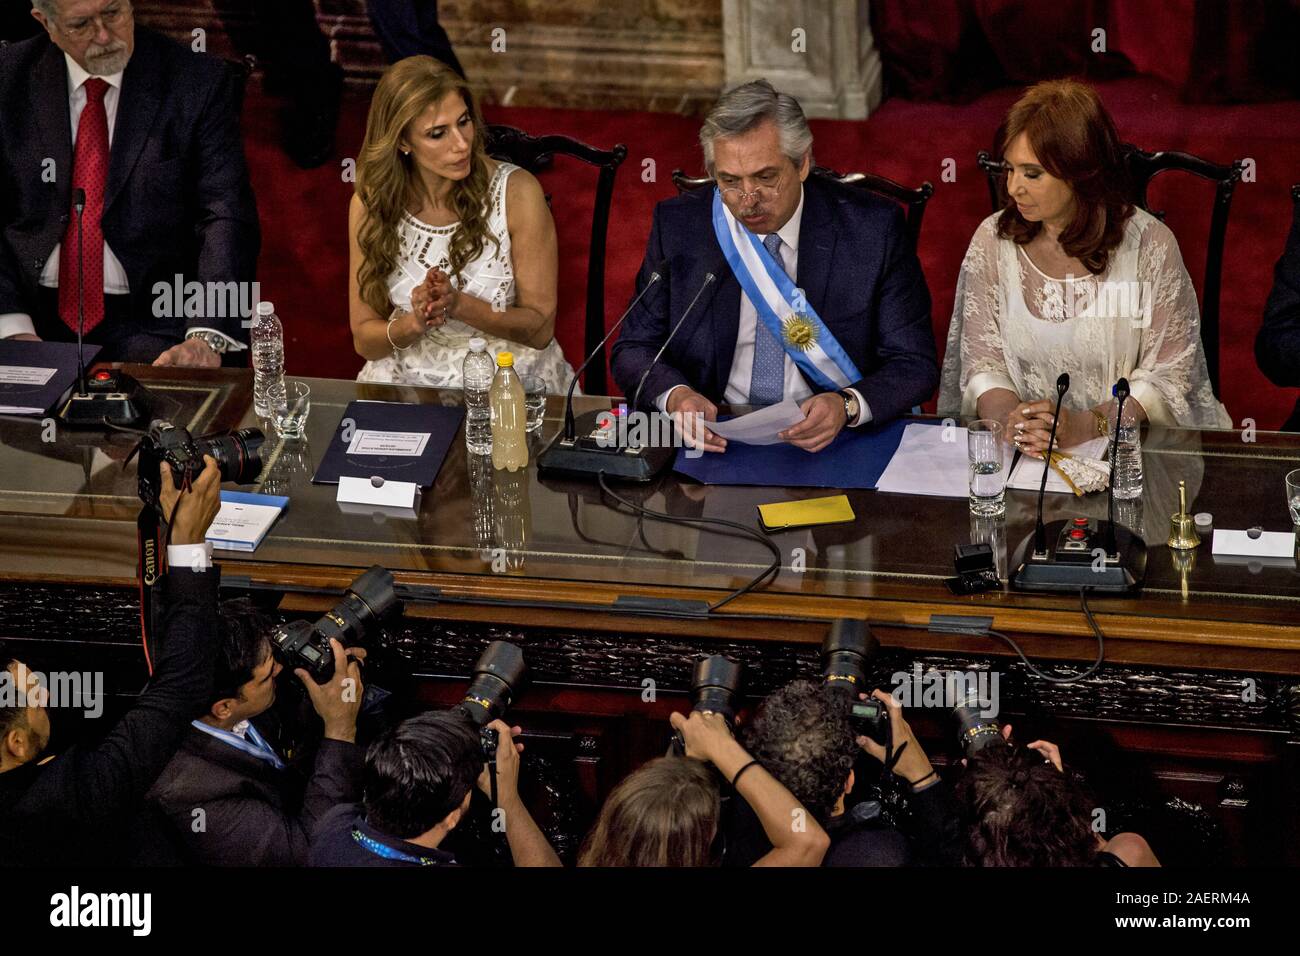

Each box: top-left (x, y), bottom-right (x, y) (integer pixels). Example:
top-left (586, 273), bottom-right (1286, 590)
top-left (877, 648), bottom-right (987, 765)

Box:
top-left (939, 79), bottom-right (1230, 459)
top-left (348, 56), bottom-right (577, 393)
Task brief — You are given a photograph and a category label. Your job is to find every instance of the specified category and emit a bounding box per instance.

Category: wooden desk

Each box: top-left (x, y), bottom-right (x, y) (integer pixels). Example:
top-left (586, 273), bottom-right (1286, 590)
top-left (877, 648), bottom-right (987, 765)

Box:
top-left (2, 368), bottom-right (1298, 864)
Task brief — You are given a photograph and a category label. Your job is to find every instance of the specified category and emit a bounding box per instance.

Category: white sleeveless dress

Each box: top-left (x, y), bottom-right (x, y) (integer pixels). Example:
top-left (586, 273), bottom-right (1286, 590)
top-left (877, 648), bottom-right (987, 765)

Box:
top-left (357, 162), bottom-right (578, 394)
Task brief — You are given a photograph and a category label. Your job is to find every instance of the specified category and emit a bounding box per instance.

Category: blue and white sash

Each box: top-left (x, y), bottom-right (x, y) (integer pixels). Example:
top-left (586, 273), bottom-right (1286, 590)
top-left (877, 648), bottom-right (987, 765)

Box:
top-left (711, 189), bottom-right (861, 391)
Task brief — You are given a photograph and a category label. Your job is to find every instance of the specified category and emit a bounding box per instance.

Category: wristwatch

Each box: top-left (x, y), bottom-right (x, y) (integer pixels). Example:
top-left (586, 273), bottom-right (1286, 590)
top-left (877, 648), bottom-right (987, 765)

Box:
top-left (184, 329), bottom-right (230, 355)
top-left (837, 389), bottom-right (860, 423)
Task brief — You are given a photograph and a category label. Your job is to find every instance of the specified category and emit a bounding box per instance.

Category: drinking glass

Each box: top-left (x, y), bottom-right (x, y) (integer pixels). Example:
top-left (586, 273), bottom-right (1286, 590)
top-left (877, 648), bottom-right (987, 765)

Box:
top-left (1287, 469), bottom-right (1300, 525)
top-left (523, 376), bottom-right (546, 433)
top-left (968, 419), bottom-right (1008, 517)
top-left (273, 380), bottom-right (311, 440)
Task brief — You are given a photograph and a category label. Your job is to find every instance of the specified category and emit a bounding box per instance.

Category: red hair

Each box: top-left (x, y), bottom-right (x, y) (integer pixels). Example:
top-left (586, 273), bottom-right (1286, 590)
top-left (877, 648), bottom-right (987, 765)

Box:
top-left (994, 79), bottom-right (1133, 275)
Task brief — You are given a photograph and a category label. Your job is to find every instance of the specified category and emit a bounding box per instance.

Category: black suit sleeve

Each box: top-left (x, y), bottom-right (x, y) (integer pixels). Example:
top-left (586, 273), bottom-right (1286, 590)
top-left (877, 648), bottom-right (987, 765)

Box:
top-left (184, 738), bottom-right (363, 866)
top-left (1256, 203), bottom-right (1300, 388)
top-left (853, 205), bottom-right (939, 424)
top-left (189, 62), bottom-right (261, 344)
top-left (16, 567), bottom-right (220, 830)
top-left (609, 205), bottom-right (688, 411)
top-left (905, 779), bottom-right (964, 866)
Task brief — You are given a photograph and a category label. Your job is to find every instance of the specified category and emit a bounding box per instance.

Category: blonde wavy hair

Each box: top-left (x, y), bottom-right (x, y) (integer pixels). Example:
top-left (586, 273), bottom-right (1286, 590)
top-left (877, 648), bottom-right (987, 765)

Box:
top-left (355, 57), bottom-right (498, 318)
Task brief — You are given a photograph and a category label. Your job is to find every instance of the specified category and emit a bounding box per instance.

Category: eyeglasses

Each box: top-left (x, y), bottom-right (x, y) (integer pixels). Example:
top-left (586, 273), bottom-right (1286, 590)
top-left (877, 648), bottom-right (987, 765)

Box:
top-left (59, 2), bottom-right (131, 42)
top-left (718, 170), bottom-right (784, 205)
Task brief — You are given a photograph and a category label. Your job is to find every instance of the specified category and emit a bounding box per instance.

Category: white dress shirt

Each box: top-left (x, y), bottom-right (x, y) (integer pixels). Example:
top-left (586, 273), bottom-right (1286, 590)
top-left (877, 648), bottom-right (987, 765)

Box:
top-left (0, 55), bottom-right (240, 351)
top-left (167, 541), bottom-right (214, 572)
top-left (657, 187), bottom-right (869, 426)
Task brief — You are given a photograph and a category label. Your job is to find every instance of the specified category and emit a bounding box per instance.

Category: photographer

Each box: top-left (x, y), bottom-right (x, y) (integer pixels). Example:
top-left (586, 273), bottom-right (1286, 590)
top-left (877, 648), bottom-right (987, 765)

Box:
top-left (311, 711), bottom-right (561, 866)
top-left (0, 458), bottom-right (223, 867)
top-left (143, 613), bottom-right (366, 866)
top-left (726, 682), bottom-right (963, 867)
top-left (579, 711), bottom-right (829, 867)
top-left (955, 725), bottom-right (1161, 867)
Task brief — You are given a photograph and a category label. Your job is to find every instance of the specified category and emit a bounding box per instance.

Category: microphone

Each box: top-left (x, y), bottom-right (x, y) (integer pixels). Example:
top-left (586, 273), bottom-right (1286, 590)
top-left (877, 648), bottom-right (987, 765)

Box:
top-left (1032, 372), bottom-right (1070, 556)
top-left (630, 268), bottom-right (718, 414)
top-left (1105, 377), bottom-right (1131, 555)
top-left (72, 187), bottom-right (87, 396)
top-left (560, 261), bottom-right (666, 442)
top-left (537, 261), bottom-right (722, 482)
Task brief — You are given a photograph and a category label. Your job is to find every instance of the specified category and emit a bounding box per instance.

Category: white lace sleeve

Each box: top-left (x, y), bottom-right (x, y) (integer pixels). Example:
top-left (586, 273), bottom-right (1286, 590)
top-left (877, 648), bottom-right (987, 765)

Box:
top-left (939, 216), bottom-right (1016, 417)
top-left (1129, 219), bottom-right (1231, 428)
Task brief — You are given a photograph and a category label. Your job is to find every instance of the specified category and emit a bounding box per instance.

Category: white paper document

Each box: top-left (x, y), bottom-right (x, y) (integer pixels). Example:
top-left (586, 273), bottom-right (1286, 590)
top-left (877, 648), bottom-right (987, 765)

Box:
top-left (337, 475), bottom-right (419, 509)
top-left (1007, 437), bottom-right (1109, 493)
top-left (1212, 529), bottom-right (1297, 558)
top-left (346, 429), bottom-right (430, 457)
top-left (703, 399), bottom-right (806, 446)
top-left (874, 423), bottom-right (971, 498)
top-left (0, 365), bottom-right (55, 386)
top-left (206, 501), bottom-right (283, 552)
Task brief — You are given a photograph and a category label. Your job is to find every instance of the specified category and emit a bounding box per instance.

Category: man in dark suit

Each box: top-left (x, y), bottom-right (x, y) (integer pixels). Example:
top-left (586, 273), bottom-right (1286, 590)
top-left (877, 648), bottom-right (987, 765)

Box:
top-left (0, 456), bottom-right (222, 867)
top-left (1256, 188), bottom-right (1300, 431)
top-left (611, 80), bottom-right (938, 454)
top-left (144, 601), bottom-right (364, 866)
top-left (0, 0), bottom-right (260, 366)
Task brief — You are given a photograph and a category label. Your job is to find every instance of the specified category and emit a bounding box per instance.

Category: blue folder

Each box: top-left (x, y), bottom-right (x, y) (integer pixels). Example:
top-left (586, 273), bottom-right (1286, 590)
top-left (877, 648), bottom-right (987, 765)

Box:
top-left (313, 400), bottom-right (464, 487)
top-left (672, 417), bottom-right (939, 489)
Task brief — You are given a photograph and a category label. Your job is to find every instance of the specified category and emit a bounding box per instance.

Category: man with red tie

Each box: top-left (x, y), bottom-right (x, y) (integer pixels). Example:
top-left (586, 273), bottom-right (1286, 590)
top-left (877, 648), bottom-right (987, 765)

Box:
top-left (0, 0), bottom-right (259, 366)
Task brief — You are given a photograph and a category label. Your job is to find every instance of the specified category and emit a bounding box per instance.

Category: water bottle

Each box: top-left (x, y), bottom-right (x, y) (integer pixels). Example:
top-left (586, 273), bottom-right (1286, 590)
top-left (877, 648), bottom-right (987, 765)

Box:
top-left (251, 301), bottom-right (286, 418)
top-left (489, 351), bottom-right (528, 472)
top-left (462, 337), bottom-right (494, 455)
top-left (1111, 415), bottom-right (1144, 500)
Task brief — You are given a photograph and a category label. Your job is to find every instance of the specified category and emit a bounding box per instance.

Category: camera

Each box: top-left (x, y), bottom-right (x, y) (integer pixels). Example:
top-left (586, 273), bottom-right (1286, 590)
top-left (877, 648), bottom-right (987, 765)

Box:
top-left (821, 619), bottom-right (889, 746)
top-left (670, 654), bottom-right (743, 755)
top-left (455, 641), bottom-right (527, 728)
top-left (134, 419), bottom-right (265, 512)
top-left (946, 672), bottom-right (1006, 759)
top-left (269, 566), bottom-right (400, 683)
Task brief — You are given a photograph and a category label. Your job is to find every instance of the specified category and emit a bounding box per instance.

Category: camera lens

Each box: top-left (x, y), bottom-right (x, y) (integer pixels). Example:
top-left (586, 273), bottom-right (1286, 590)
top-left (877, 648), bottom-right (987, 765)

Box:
top-left (691, 655), bottom-right (742, 721)
top-left (821, 619), bottom-right (878, 695)
top-left (950, 683), bottom-right (1004, 758)
top-left (459, 641), bottom-right (526, 727)
top-left (200, 428), bottom-right (265, 484)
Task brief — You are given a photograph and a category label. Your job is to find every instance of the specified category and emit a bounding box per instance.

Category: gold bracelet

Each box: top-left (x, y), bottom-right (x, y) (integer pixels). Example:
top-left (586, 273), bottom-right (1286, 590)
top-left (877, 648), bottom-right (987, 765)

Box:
top-left (1093, 408), bottom-right (1109, 439)
top-left (386, 309), bottom-right (414, 352)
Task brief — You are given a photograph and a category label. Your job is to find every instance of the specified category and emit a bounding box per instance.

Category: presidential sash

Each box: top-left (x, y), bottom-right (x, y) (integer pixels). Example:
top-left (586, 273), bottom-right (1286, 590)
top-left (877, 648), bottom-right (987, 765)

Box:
top-left (711, 189), bottom-right (861, 391)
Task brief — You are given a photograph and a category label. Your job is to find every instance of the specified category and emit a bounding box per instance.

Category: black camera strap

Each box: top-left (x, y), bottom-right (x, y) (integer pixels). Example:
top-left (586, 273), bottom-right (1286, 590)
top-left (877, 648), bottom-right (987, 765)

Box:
top-left (486, 759), bottom-right (498, 808)
top-left (136, 504), bottom-right (167, 675)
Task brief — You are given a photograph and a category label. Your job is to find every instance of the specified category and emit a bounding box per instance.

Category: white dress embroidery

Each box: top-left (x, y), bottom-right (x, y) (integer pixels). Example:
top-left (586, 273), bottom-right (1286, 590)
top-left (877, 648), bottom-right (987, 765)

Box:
top-left (357, 162), bottom-right (579, 394)
top-left (938, 208), bottom-right (1230, 428)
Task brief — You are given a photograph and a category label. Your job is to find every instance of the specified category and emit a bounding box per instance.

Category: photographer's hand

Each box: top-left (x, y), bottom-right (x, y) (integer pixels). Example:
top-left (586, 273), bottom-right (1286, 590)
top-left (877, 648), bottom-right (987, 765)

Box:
top-left (475, 720), bottom-right (561, 867)
top-left (858, 690), bottom-right (938, 790)
top-left (476, 719), bottom-right (524, 801)
top-left (162, 455), bottom-right (222, 545)
top-left (294, 638), bottom-right (365, 743)
top-left (668, 709), bottom-right (734, 764)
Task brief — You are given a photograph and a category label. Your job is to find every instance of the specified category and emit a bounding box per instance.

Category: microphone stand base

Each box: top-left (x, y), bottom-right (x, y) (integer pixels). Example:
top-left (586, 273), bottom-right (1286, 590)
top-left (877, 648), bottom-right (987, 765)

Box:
top-left (537, 410), bottom-right (675, 482)
top-left (58, 369), bottom-right (152, 429)
top-left (1009, 518), bottom-right (1147, 594)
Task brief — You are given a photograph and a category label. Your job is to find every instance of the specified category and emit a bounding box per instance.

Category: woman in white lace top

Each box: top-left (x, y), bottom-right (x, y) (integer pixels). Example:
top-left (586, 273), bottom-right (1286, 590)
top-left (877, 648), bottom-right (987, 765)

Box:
top-left (348, 56), bottom-right (578, 393)
top-left (938, 80), bottom-right (1230, 458)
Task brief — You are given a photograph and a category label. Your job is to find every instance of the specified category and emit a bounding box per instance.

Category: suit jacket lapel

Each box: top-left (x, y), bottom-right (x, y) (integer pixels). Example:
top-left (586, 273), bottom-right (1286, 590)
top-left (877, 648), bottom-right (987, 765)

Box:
top-left (711, 271), bottom-right (742, 397)
top-left (34, 43), bottom-right (72, 207)
top-left (105, 34), bottom-right (162, 212)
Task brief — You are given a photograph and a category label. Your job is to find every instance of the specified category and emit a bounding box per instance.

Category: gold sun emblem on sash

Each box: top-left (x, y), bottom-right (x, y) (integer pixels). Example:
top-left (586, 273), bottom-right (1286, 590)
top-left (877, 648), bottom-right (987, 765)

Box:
top-left (781, 314), bottom-right (818, 352)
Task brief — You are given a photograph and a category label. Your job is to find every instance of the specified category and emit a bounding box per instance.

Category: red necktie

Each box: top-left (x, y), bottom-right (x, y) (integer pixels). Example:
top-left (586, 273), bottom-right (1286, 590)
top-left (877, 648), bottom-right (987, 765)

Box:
top-left (59, 77), bottom-right (110, 334)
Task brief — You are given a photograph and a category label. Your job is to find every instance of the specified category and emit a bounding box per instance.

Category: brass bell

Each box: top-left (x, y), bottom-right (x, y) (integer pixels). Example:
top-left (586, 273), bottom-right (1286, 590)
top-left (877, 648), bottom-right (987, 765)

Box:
top-left (1167, 480), bottom-right (1201, 551)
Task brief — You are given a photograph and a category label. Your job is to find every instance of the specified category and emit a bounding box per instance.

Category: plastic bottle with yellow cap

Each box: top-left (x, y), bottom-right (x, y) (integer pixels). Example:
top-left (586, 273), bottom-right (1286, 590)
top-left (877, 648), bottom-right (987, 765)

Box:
top-left (489, 351), bottom-right (528, 471)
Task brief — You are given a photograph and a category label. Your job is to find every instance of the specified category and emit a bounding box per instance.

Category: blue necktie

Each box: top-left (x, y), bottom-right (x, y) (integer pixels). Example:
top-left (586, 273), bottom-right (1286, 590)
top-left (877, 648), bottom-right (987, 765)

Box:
top-left (748, 232), bottom-right (787, 406)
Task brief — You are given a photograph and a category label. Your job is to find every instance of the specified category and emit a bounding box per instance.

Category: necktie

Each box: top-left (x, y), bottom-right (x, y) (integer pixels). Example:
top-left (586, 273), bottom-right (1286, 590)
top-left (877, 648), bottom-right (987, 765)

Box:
top-left (748, 232), bottom-right (788, 406)
top-left (59, 77), bottom-right (110, 334)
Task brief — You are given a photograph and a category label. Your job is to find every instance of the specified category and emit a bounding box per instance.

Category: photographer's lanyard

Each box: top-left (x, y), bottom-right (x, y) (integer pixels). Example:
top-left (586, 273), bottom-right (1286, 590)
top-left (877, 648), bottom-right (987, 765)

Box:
top-left (486, 760), bottom-right (498, 808)
top-left (351, 829), bottom-right (443, 866)
top-left (137, 504), bottom-right (166, 675)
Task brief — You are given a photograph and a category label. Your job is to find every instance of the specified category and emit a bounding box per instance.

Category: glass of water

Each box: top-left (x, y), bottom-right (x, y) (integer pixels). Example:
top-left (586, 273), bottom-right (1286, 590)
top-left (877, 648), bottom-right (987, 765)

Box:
top-left (968, 419), bottom-right (1008, 517)
top-left (273, 380), bottom-right (311, 440)
top-left (523, 375), bottom-right (546, 433)
top-left (1287, 469), bottom-right (1300, 525)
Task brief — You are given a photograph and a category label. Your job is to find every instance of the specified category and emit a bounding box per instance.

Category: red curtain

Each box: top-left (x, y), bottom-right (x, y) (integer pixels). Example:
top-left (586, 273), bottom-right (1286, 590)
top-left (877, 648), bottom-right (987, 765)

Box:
top-left (871, 0), bottom-right (1300, 103)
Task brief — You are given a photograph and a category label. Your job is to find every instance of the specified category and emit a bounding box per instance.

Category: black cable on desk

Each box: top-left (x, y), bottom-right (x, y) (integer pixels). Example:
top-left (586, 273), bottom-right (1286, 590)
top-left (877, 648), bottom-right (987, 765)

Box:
top-left (596, 471), bottom-right (782, 612)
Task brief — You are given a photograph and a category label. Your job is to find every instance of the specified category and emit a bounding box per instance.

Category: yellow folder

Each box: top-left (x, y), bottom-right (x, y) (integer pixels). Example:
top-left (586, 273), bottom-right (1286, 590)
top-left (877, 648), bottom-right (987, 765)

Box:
top-left (757, 494), bottom-right (856, 532)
